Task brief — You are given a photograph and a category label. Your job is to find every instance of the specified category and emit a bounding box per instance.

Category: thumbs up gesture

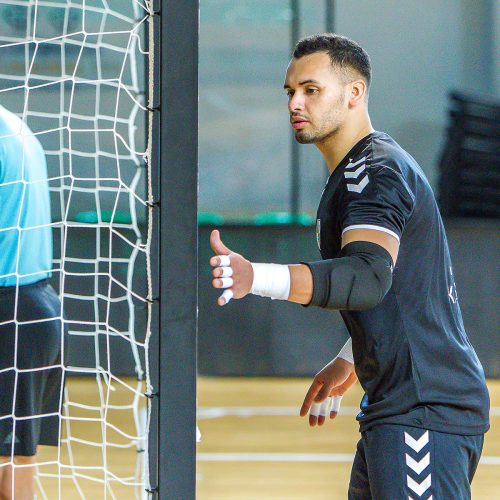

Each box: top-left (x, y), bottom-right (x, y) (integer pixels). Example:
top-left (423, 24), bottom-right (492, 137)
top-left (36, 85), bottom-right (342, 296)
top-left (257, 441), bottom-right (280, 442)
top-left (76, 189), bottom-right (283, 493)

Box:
top-left (209, 230), bottom-right (253, 306)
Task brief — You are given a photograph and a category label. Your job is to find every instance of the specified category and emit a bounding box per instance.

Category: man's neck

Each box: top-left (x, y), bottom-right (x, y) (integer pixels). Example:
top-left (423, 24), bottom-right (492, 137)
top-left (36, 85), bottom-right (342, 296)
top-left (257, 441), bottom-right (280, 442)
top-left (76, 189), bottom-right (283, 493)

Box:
top-left (317, 116), bottom-right (374, 174)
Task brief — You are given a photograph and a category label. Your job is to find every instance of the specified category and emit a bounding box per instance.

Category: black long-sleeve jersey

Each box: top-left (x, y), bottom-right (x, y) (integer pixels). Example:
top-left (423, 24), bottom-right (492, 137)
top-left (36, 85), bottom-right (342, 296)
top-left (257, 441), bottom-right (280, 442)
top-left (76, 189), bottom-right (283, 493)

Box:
top-left (316, 131), bottom-right (489, 435)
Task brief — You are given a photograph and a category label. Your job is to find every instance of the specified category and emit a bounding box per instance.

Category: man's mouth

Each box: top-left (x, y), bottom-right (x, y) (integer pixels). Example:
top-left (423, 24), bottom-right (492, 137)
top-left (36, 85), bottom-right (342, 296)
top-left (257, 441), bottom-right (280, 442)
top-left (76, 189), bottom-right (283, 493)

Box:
top-left (291, 118), bottom-right (309, 130)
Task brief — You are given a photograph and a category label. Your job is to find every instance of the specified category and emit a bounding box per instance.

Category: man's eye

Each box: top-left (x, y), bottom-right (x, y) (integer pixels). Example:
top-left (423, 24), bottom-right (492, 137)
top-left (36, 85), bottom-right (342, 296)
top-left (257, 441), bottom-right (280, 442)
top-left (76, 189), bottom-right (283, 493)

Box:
top-left (286, 90), bottom-right (294, 97)
top-left (306, 88), bottom-right (318, 94)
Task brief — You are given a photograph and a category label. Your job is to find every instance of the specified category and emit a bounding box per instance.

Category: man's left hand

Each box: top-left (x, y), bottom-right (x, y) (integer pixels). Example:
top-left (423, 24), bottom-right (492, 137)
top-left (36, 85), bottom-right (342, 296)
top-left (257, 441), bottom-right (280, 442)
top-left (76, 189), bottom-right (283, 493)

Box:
top-left (301, 357), bottom-right (357, 426)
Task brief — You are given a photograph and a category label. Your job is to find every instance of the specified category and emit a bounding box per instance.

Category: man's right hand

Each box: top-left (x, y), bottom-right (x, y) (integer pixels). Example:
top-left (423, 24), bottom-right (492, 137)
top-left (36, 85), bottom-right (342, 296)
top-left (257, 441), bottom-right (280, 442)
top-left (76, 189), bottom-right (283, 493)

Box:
top-left (300, 357), bottom-right (357, 426)
top-left (209, 229), bottom-right (254, 306)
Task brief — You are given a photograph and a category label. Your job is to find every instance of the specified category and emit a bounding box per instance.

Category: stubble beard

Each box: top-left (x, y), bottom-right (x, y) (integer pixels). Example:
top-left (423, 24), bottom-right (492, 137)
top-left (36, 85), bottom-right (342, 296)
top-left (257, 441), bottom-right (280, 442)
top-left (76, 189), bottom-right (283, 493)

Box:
top-left (294, 95), bottom-right (346, 145)
top-left (294, 122), bottom-right (342, 144)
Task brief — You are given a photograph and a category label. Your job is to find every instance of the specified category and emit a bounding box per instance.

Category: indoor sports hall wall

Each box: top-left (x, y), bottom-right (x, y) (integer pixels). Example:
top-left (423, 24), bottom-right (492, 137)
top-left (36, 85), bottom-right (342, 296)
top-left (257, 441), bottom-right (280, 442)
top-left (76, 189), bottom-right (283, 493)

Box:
top-left (52, 220), bottom-right (500, 378)
top-left (0, 2), bottom-right (497, 378)
top-left (199, 0), bottom-right (498, 217)
top-left (195, 0), bottom-right (499, 380)
top-left (1, 1), bottom-right (496, 219)
top-left (197, 222), bottom-right (500, 378)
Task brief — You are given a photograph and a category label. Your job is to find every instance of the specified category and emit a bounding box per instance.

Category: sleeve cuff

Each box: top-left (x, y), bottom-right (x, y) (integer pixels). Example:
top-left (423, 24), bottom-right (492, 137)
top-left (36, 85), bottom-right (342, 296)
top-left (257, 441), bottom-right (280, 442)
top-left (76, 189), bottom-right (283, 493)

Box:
top-left (337, 338), bottom-right (354, 364)
top-left (300, 261), bottom-right (329, 308)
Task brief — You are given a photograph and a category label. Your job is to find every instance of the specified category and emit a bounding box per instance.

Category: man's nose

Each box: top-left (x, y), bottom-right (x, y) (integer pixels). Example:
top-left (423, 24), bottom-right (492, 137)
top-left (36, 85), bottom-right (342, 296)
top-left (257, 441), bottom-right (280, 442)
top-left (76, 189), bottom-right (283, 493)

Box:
top-left (288, 92), bottom-right (304, 113)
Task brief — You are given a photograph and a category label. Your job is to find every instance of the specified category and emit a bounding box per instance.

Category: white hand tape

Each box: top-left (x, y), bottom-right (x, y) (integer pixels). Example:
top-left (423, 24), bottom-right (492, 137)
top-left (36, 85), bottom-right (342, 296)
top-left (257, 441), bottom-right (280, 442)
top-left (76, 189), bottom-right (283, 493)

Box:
top-left (319, 397), bottom-right (333, 417)
top-left (219, 277), bottom-right (233, 288)
top-left (220, 267), bottom-right (233, 278)
top-left (221, 289), bottom-right (233, 303)
top-left (310, 397), bottom-right (332, 417)
top-left (218, 255), bottom-right (230, 267)
top-left (331, 395), bottom-right (343, 413)
top-left (309, 402), bottom-right (321, 417)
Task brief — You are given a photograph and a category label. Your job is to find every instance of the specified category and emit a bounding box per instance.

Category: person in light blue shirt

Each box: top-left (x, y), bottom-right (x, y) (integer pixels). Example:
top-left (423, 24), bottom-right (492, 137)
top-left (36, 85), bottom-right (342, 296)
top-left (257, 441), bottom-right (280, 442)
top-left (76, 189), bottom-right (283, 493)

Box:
top-left (0, 104), bottom-right (52, 286)
top-left (0, 105), bottom-right (62, 500)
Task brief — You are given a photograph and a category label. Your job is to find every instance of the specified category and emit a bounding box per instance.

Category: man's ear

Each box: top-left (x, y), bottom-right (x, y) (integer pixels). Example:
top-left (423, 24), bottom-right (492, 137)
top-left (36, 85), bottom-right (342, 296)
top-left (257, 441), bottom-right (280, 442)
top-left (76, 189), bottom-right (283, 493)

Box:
top-left (349, 79), bottom-right (368, 106)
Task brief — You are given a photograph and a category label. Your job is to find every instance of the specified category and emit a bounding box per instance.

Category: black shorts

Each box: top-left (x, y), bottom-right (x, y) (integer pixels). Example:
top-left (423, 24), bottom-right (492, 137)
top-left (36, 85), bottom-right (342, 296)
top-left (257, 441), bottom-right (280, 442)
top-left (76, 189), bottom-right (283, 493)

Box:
top-left (348, 424), bottom-right (484, 499)
top-left (0, 280), bottom-right (63, 457)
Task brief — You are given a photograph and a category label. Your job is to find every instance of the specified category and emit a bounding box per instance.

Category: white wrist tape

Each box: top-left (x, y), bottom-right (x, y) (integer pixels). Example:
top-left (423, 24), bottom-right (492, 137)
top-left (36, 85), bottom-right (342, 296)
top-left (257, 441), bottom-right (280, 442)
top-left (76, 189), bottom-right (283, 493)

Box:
top-left (337, 338), bottom-right (354, 364)
top-left (250, 263), bottom-right (290, 300)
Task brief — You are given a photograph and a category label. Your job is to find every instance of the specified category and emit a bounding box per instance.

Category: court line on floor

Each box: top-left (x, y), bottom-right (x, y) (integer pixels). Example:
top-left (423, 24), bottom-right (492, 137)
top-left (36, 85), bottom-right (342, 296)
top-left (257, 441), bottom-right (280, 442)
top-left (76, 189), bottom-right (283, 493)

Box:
top-left (197, 452), bottom-right (500, 465)
top-left (198, 406), bottom-right (363, 418)
top-left (198, 406), bottom-right (500, 419)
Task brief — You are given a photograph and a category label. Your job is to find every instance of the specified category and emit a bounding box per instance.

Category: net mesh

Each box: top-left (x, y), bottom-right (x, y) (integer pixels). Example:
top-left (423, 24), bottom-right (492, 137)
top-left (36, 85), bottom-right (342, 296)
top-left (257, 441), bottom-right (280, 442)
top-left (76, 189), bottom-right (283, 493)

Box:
top-left (0, 1), bottom-right (153, 497)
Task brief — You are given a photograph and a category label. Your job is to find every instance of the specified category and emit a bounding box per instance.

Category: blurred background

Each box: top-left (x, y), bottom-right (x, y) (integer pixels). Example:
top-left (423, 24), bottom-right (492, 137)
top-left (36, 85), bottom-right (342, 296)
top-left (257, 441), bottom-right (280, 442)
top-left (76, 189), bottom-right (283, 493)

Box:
top-left (199, 0), bottom-right (499, 218)
top-left (0, 1), bottom-right (498, 498)
top-left (197, 5), bottom-right (499, 496)
top-left (198, 0), bottom-right (499, 378)
top-left (0, 0), bottom-right (497, 378)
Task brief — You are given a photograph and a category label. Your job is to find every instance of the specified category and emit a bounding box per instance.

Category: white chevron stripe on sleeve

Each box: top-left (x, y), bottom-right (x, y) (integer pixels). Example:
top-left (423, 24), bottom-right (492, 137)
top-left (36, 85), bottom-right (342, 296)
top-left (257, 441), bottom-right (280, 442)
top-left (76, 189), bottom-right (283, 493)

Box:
top-left (345, 156), bottom-right (366, 169)
top-left (404, 431), bottom-right (429, 453)
top-left (344, 164), bottom-right (366, 179)
top-left (346, 175), bottom-right (369, 193)
top-left (405, 452), bottom-right (430, 474)
top-left (407, 474), bottom-right (431, 497)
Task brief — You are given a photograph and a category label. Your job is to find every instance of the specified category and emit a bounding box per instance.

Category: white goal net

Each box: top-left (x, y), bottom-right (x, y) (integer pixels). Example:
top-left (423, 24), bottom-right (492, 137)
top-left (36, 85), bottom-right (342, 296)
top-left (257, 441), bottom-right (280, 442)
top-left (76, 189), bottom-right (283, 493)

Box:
top-left (0, 1), bottom-right (154, 498)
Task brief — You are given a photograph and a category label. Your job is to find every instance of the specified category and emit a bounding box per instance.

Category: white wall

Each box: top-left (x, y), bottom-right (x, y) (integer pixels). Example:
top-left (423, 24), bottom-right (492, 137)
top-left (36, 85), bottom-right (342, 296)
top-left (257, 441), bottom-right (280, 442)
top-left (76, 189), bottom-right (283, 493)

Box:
top-left (198, 1), bottom-right (498, 216)
top-left (334, 0), bottom-right (498, 187)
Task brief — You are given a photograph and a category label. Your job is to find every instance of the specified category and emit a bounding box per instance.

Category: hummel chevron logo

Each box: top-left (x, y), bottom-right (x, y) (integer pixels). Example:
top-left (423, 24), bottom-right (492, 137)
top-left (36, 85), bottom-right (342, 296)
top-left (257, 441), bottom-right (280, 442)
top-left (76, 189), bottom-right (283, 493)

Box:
top-left (407, 474), bottom-right (431, 497)
top-left (344, 164), bottom-right (366, 179)
top-left (405, 452), bottom-right (430, 474)
top-left (346, 175), bottom-right (369, 193)
top-left (345, 156), bottom-right (366, 169)
top-left (344, 157), bottom-right (369, 193)
top-left (404, 430), bottom-right (429, 453)
top-left (409, 496), bottom-right (432, 500)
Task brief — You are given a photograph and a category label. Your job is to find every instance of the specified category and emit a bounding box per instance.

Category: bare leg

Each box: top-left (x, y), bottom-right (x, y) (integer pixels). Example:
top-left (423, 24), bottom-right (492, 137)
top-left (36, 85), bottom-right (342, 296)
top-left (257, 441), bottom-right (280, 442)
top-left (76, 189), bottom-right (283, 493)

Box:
top-left (0, 454), bottom-right (36, 500)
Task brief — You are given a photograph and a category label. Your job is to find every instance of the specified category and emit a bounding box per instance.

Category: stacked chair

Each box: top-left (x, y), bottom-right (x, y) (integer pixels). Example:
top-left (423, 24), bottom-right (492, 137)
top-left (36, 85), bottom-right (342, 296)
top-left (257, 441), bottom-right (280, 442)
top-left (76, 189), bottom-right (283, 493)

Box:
top-left (438, 91), bottom-right (500, 217)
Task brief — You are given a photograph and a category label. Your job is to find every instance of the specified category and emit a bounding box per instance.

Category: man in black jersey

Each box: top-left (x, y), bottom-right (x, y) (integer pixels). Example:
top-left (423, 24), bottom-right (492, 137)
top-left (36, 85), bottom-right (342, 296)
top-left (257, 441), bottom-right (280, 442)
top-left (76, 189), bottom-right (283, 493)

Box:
top-left (209, 33), bottom-right (489, 499)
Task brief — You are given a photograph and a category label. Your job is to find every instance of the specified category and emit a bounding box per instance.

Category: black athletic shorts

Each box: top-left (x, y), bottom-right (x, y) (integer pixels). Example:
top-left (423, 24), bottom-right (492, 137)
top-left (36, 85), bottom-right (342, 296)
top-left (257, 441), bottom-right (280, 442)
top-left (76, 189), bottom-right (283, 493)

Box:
top-left (348, 424), bottom-right (484, 499)
top-left (0, 279), bottom-right (63, 457)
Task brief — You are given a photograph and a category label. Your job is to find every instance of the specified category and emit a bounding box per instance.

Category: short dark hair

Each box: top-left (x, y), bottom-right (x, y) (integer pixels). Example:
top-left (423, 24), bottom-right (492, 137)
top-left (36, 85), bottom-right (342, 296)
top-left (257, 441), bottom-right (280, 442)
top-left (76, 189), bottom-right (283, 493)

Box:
top-left (293, 33), bottom-right (371, 89)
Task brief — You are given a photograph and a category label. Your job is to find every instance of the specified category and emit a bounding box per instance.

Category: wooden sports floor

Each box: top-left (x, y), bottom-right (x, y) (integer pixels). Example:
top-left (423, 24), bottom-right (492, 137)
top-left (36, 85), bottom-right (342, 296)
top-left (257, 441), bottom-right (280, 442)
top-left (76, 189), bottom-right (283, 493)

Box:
top-left (30, 377), bottom-right (499, 498)
top-left (197, 378), bottom-right (499, 499)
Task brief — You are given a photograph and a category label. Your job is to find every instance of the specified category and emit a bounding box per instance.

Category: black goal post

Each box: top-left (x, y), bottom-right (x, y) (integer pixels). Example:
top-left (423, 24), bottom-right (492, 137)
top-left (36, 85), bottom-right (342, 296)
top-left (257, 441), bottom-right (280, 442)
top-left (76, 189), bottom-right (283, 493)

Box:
top-left (148, 0), bottom-right (199, 498)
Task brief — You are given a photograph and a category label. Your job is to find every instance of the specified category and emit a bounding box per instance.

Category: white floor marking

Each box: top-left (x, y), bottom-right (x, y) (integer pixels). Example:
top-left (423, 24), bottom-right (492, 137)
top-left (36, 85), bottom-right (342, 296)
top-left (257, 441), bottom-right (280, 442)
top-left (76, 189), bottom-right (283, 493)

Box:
top-left (196, 452), bottom-right (500, 465)
top-left (198, 406), bottom-right (500, 419)
top-left (197, 406), bottom-right (500, 467)
top-left (480, 456), bottom-right (500, 465)
top-left (197, 453), bottom-right (355, 462)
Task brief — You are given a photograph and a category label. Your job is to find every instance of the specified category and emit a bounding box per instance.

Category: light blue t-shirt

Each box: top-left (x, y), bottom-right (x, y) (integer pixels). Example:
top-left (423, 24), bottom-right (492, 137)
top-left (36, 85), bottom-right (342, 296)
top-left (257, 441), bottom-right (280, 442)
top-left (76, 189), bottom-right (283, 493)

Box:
top-left (0, 105), bottom-right (52, 287)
